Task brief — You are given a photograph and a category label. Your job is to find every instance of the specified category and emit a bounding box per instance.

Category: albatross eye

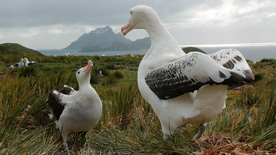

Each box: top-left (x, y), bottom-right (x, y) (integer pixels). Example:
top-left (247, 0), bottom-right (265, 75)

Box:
top-left (77, 71), bottom-right (80, 74)
top-left (130, 11), bottom-right (133, 15)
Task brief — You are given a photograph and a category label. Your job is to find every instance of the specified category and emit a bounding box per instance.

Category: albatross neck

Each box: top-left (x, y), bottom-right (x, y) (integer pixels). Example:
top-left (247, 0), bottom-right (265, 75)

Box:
top-left (79, 83), bottom-right (93, 93)
top-left (144, 19), bottom-right (183, 57)
top-left (78, 76), bottom-right (92, 92)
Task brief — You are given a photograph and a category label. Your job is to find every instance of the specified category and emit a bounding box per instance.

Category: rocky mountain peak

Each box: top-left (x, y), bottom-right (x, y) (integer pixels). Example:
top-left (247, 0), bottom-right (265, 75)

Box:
top-left (64, 26), bottom-right (150, 52)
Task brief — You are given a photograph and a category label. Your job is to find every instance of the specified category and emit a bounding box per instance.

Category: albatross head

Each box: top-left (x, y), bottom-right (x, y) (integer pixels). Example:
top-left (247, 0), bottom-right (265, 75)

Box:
top-left (121, 5), bottom-right (161, 35)
top-left (76, 60), bottom-right (93, 87)
top-left (24, 57), bottom-right (29, 63)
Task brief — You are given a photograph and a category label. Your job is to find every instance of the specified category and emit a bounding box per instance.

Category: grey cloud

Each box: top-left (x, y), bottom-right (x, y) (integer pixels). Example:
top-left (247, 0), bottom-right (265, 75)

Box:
top-left (0, 0), bottom-right (275, 49)
top-left (0, 0), bottom-right (204, 28)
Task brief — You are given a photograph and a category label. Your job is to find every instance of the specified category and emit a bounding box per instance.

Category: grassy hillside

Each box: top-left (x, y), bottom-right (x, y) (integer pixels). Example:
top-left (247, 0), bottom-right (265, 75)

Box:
top-left (0, 43), bottom-right (43, 56)
top-left (0, 43), bottom-right (44, 70)
top-left (0, 55), bottom-right (275, 154)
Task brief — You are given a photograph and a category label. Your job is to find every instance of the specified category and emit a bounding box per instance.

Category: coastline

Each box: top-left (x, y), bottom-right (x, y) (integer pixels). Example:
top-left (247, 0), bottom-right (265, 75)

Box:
top-left (39, 45), bottom-right (276, 62)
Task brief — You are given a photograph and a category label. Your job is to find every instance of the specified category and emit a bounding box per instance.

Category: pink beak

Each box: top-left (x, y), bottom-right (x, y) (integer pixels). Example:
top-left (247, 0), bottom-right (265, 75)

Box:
top-left (83, 60), bottom-right (93, 72)
top-left (121, 20), bottom-right (132, 35)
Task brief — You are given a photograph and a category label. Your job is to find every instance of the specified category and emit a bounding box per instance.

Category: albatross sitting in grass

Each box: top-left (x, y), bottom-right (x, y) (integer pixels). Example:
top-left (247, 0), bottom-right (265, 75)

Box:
top-left (45, 60), bottom-right (102, 150)
top-left (121, 5), bottom-right (254, 140)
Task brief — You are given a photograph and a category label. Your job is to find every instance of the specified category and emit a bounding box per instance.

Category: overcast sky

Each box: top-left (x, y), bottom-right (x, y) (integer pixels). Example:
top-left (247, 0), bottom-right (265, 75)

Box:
top-left (0, 0), bottom-right (275, 49)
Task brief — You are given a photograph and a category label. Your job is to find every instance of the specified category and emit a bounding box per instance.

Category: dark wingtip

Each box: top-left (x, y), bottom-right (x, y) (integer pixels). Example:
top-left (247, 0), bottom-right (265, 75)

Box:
top-left (243, 70), bottom-right (255, 82)
top-left (59, 87), bottom-right (73, 95)
top-left (226, 70), bottom-right (255, 89)
top-left (231, 72), bottom-right (244, 82)
top-left (46, 90), bottom-right (64, 120)
top-left (47, 90), bottom-right (60, 108)
top-left (48, 90), bottom-right (56, 100)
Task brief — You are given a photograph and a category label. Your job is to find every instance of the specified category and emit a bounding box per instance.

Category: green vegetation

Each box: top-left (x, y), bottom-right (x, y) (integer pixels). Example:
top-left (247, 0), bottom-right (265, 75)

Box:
top-left (0, 52), bottom-right (275, 154)
top-left (182, 47), bottom-right (206, 54)
top-left (0, 43), bottom-right (43, 56)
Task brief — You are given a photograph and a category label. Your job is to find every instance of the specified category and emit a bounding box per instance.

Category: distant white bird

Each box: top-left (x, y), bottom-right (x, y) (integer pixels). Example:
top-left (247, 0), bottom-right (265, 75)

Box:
top-left (45, 60), bottom-right (102, 150)
top-left (65, 52), bottom-right (70, 56)
top-left (15, 58), bottom-right (24, 68)
top-left (98, 70), bottom-right (104, 78)
top-left (8, 65), bottom-right (14, 69)
top-left (121, 5), bottom-right (254, 140)
top-left (23, 57), bottom-right (35, 66)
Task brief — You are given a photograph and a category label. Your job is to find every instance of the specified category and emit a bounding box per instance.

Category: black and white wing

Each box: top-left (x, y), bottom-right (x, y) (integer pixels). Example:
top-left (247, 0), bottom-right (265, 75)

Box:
top-left (27, 61), bottom-right (36, 66)
top-left (46, 91), bottom-right (65, 120)
top-left (46, 85), bottom-right (75, 120)
top-left (60, 85), bottom-right (76, 95)
top-left (209, 49), bottom-right (254, 85)
top-left (145, 52), bottom-right (254, 100)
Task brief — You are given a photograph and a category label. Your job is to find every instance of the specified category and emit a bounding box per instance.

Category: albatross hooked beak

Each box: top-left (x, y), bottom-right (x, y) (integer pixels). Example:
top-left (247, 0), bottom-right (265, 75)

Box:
top-left (121, 19), bottom-right (133, 36)
top-left (83, 60), bottom-right (93, 72)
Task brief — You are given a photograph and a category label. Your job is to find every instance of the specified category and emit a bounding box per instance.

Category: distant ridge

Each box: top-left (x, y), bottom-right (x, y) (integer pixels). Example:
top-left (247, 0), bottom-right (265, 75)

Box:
top-left (0, 43), bottom-right (43, 55)
top-left (64, 26), bottom-right (150, 52)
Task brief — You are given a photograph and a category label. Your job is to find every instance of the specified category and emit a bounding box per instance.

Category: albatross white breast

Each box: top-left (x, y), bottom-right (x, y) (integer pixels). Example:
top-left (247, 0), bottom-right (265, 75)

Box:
top-left (45, 60), bottom-right (102, 150)
top-left (15, 58), bottom-right (24, 68)
top-left (121, 5), bottom-right (254, 140)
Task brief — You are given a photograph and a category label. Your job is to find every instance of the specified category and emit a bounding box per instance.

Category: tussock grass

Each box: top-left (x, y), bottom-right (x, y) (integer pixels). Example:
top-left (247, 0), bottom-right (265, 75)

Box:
top-left (0, 55), bottom-right (275, 154)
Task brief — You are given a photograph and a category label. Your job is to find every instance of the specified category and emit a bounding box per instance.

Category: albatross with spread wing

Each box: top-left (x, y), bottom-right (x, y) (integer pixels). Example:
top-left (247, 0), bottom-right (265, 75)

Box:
top-left (45, 60), bottom-right (102, 150)
top-left (121, 5), bottom-right (254, 140)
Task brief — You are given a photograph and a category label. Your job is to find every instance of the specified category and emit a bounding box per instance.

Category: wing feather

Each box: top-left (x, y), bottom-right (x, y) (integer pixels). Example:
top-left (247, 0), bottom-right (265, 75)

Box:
top-left (46, 86), bottom-right (75, 120)
top-left (209, 49), bottom-right (255, 81)
top-left (145, 51), bottom-right (254, 100)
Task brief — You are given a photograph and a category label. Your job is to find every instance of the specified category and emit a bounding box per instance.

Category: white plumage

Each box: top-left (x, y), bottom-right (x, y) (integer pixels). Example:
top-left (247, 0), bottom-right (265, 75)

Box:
top-left (23, 57), bottom-right (35, 66)
top-left (121, 5), bottom-right (254, 139)
top-left (46, 60), bottom-right (102, 150)
top-left (15, 58), bottom-right (25, 68)
top-left (9, 58), bottom-right (35, 69)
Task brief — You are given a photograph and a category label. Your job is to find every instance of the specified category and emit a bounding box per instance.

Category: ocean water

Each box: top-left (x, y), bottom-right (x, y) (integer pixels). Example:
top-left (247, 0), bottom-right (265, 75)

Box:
top-left (39, 45), bottom-right (276, 62)
top-left (200, 46), bottom-right (276, 62)
top-left (39, 49), bottom-right (148, 57)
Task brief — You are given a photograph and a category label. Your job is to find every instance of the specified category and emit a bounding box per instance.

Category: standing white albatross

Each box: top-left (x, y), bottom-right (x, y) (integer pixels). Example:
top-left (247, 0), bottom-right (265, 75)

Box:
top-left (14, 58), bottom-right (24, 68)
top-left (121, 5), bottom-right (255, 140)
top-left (23, 57), bottom-right (36, 66)
top-left (45, 60), bottom-right (102, 150)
